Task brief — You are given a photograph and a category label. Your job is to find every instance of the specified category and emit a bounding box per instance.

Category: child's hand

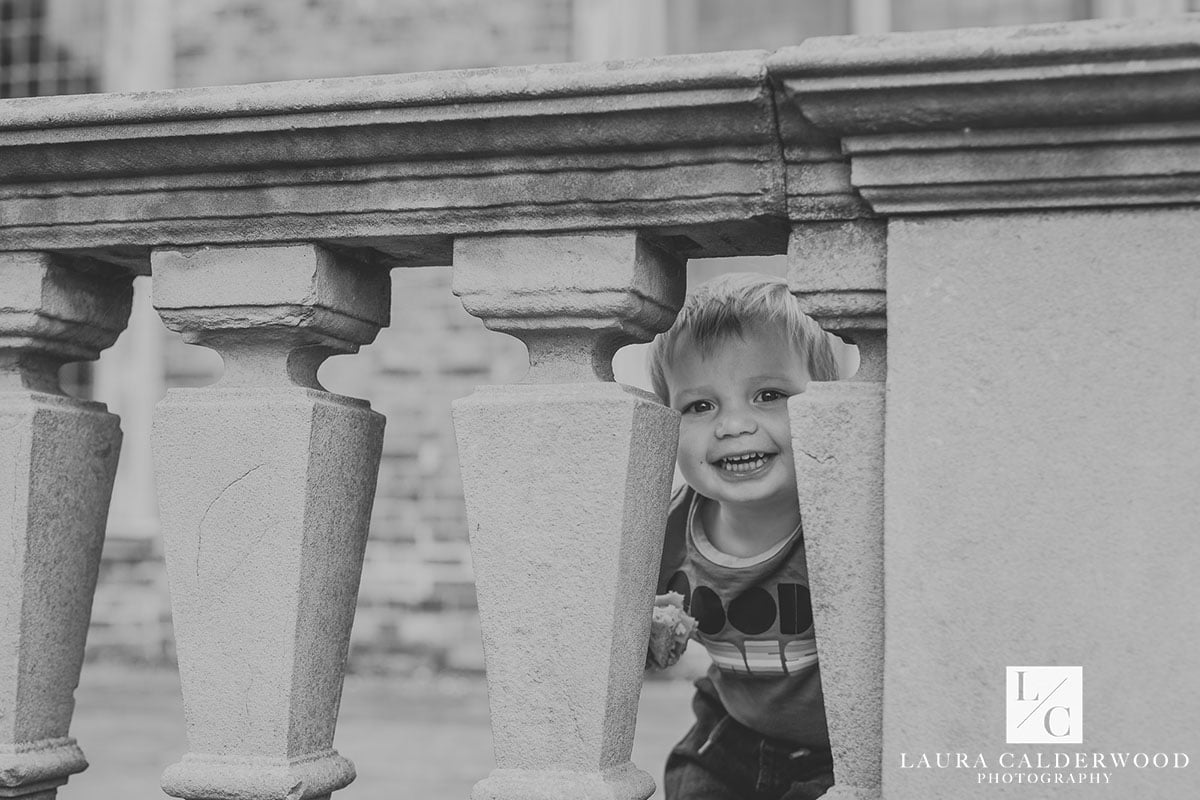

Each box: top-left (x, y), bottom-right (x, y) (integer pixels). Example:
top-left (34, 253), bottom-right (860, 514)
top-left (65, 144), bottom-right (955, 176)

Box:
top-left (646, 591), bottom-right (697, 669)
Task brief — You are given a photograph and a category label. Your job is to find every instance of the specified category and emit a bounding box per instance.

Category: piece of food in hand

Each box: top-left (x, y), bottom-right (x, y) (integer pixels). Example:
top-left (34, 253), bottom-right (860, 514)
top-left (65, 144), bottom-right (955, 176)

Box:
top-left (647, 592), bottom-right (698, 669)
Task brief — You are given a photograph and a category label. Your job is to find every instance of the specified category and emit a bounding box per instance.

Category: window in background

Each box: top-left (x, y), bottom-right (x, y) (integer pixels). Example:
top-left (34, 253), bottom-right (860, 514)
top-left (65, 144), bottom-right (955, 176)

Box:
top-left (0, 0), bottom-right (103, 98)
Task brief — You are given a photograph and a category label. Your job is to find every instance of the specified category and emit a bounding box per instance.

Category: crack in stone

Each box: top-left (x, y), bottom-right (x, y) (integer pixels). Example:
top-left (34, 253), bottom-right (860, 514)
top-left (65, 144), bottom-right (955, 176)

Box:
top-left (797, 448), bottom-right (835, 465)
top-left (196, 463), bottom-right (268, 579)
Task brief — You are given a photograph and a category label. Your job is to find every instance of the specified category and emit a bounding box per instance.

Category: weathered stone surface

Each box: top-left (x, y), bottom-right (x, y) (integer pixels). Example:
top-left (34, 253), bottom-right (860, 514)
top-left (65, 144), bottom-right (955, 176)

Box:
top-left (774, 17), bottom-right (1200, 134)
top-left (0, 253), bottom-right (131, 387)
top-left (152, 245), bottom-right (390, 387)
top-left (772, 94), bottom-right (869, 222)
top-left (787, 218), bottom-right (886, 800)
top-left (772, 16), bottom-right (1200, 213)
top-left (151, 244), bottom-right (387, 800)
top-left (790, 385), bottom-right (884, 800)
top-left (788, 225), bottom-right (887, 380)
top-left (452, 233), bottom-right (681, 800)
top-left (155, 390), bottom-right (380, 800)
top-left (0, 396), bottom-right (120, 800)
top-left (0, 254), bottom-right (131, 800)
top-left (843, 125), bottom-right (1200, 213)
top-left (788, 219), bottom-right (886, 341)
top-left (884, 208), bottom-right (1200, 798)
top-left (455, 383), bottom-right (675, 800)
top-left (8, 18), bottom-right (1194, 259)
top-left (453, 233), bottom-right (684, 383)
top-left (0, 53), bottom-right (785, 265)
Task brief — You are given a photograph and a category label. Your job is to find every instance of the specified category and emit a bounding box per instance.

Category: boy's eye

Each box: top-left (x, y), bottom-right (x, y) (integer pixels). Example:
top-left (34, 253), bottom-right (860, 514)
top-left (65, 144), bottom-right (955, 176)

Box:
top-left (681, 399), bottom-right (715, 414)
top-left (755, 389), bottom-right (789, 403)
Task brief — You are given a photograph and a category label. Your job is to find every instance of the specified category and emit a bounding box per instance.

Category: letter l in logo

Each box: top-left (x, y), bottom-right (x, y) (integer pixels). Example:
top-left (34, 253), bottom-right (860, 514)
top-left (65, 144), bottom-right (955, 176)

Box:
top-left (1016, 670), bottom-right (1040, 702)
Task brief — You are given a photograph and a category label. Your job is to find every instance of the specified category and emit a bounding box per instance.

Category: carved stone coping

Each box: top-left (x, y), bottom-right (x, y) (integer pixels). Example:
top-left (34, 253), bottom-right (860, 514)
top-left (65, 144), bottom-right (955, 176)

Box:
top-left (4, 17), bottom-right (1195, 268)
top-left (453, 233), bottom-right (684, 383)
top-left (151, 244), bottom-right (389, 388)
top-left (0, 52), bottom-right (787, 270)
top-left (0, 253), bottom-right (133, 392)
top-left (771, 15), bottom-right (1200, 214)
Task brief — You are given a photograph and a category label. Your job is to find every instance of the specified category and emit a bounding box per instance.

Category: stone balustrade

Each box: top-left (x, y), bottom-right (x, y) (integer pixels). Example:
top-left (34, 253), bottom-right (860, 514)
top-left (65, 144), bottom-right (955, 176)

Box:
top-left (2, 15), bottom-right (1198, 800)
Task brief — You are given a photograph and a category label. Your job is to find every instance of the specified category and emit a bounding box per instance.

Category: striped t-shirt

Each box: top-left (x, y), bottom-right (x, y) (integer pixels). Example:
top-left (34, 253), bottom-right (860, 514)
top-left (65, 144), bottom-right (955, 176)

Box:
top-left (657, 485), bottom-right (831, 746)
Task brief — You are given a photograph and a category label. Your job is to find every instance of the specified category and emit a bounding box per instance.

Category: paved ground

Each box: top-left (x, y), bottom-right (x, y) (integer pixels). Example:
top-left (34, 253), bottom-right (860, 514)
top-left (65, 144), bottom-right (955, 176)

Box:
top-left (62, 663), bottom-right (696, 800)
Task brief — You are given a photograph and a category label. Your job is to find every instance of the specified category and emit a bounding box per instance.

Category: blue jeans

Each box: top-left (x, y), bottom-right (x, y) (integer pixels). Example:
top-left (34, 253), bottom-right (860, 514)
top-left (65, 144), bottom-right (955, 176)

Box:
top-left (664, 679), bottom-right (834, 800)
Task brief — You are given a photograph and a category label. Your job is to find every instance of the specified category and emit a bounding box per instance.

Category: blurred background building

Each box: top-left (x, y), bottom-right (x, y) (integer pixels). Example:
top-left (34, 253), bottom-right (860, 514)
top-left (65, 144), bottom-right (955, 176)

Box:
top-left (2, 0), bottom-right (1194, 672)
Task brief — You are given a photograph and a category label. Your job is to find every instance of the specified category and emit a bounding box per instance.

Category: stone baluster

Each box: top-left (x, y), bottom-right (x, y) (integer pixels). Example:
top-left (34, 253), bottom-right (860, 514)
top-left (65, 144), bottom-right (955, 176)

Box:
top-left (150, 244), bottom-right (389, 800)
top-left (0, 253), bottom-right (133, 800)
top-left (451, 232), bottom-right (683, 800)
top-left (787, 219), bottom-right (886, 800)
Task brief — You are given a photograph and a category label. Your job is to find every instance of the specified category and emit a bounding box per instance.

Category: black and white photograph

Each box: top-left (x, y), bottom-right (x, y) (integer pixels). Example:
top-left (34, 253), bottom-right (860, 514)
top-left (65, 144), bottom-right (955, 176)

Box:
top-left (1, 1), bottom-right (1197, 798)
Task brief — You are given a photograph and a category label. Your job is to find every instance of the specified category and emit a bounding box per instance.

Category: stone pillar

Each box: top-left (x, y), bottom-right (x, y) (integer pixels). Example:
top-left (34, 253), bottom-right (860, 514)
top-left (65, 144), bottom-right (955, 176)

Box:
top-left (451, 232), bottom-right (683, 800)
top-left (787, 220), bottom-right (886, 800)
top-left (150, 244), bottom-right (389, 800)
top-left (0, 253), bottom-right (133, 800)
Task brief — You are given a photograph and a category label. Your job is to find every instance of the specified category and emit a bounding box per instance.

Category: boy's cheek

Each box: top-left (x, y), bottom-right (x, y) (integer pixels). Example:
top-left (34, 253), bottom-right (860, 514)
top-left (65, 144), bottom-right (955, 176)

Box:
top-left (676, 459), bottom-right (707, 485)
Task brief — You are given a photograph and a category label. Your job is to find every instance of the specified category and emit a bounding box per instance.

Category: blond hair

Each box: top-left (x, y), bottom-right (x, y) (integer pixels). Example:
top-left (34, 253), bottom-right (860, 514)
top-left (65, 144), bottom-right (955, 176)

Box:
top-left (647, 273), bottom-right (839, 404)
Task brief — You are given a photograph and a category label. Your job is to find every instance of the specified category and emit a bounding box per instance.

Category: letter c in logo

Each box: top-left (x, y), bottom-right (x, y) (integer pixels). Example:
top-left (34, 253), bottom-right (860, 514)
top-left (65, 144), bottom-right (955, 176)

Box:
top-left (1044, 707), bottom-right (1071, 737)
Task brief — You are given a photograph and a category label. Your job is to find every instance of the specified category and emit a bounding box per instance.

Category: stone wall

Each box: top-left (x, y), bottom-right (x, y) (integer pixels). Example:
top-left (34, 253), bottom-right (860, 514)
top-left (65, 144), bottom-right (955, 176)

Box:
top-left (883, 207), bottom-right (1200, 798)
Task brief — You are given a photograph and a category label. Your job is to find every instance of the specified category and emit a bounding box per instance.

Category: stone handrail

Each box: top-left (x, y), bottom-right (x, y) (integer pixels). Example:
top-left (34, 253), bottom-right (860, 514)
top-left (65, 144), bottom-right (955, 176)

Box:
top-left (2, 14), bottom-right (1198, 800)
top-left (0, 51), bottom-right (786, 266)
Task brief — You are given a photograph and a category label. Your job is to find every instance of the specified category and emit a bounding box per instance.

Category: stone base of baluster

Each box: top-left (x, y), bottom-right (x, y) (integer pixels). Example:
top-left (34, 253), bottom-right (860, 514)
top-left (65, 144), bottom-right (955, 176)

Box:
top-left (820, 786), bottom-right (881, 800)
top-left (472, 763), bottom-right (655, 800)
top-left (0, 782), bottom-right (64, 800)
top-left (161, 749), bottom-right (355, 800)
top-left (0, 737), bottom-right (87, 800)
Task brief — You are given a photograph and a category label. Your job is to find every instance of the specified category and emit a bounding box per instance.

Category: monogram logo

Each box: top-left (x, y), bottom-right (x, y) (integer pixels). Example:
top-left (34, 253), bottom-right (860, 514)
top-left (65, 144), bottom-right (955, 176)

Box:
top-left (1006, 666), bottom-right (1083, 744)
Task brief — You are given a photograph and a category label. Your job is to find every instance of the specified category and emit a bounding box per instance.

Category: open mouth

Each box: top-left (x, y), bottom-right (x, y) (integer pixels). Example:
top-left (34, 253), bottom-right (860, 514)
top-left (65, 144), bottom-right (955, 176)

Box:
top-left (714, 451), bottom-right (775, 474)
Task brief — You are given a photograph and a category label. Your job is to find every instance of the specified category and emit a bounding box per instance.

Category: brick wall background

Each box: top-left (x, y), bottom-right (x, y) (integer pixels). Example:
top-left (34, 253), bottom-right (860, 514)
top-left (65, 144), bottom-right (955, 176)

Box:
top-left (332, 267), bottom-right (527, 673)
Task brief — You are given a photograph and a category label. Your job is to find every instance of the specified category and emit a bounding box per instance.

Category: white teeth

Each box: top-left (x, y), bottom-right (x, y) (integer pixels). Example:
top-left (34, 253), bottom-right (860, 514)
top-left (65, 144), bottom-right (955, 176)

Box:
top-left (717, 453), bottom-right (770, 473)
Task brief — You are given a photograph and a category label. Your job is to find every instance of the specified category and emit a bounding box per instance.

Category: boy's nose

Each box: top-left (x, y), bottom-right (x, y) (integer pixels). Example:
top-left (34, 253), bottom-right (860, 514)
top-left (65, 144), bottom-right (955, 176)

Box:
top-left (715, 411), bottom-right (757, 437)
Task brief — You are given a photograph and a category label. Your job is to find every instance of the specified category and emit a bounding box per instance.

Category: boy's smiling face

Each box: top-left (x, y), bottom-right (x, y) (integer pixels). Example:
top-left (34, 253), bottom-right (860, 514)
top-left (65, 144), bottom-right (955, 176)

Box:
top-left (664, 325), bottom-right (811, 514)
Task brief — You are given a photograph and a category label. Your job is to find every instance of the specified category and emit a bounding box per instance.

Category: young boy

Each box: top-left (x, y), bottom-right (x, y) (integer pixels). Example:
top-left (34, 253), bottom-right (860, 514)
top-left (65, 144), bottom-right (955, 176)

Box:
top-left (646, 273), bottom-right (840, 800)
